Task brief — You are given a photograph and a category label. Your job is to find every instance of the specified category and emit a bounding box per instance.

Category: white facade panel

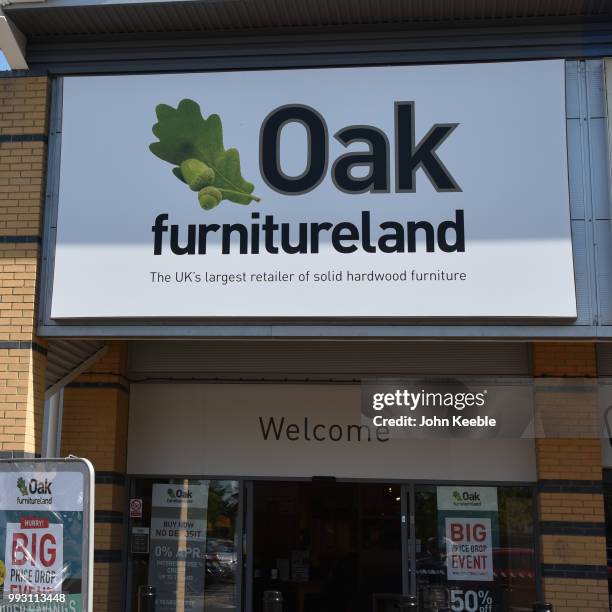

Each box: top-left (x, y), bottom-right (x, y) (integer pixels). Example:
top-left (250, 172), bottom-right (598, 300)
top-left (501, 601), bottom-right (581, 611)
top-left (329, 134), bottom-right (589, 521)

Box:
top-left (127, 384), bottom-right (537, 481)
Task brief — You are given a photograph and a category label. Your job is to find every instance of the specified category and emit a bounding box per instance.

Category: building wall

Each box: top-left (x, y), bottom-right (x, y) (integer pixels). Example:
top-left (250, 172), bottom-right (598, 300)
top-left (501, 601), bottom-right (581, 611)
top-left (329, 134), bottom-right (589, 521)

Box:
top-left (533, 343), bottom-right (609, 611)
top-left (60, 342), bottom-right (129, 611)
top-left (0, 69), bottom-right (609, 611)
top-left (0, 75), bottom-right (49, 458)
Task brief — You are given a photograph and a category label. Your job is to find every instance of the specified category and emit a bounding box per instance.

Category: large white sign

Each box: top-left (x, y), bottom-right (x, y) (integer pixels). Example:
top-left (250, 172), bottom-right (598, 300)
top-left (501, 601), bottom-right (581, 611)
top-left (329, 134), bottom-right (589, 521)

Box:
top-left (52, 61), bottom-right (575, 318)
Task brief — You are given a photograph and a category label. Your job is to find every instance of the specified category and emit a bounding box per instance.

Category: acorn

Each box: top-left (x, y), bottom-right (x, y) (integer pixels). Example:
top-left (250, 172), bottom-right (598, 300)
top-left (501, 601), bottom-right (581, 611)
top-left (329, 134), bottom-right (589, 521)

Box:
top-left (198, 186), bottom-right (223, 210)
top-left (180, 158), bottom-right (215, 191)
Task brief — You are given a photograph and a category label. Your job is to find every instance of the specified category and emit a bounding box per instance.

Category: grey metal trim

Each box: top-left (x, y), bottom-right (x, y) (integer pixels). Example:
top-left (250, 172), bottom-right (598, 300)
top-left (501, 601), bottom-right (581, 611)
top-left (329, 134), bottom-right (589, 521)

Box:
top-left (39, 76), bottom-right (62, 330)
top-left (399, 484), bottom-right (408, 596)
top-left (123, 478), bottom-right (132, 612)
top-left (407, 483), bottom-right (416, 596)
top-left (14, 18), bottom-right (612, 71)
top-left (45, 345), bottom-right (107, 398)
top-left (244, 480), bottom-right (253, 612)
top-left (235, 481), bottom-right (244, 612)
top-left (6, 0), bottom-right (612, 15)
top-left (574, 60), bottom-right (599, 325)
top-left (9, 0), bottom-right (229, 7)
top-left (34, 322), bottom-right (612, 338)
top-left (41, 390), bottom-right (61, 457)
top-left (127, 474), bottom-right (537, 486)
top-left (26, 39), bottom-right (612, 77)
top-left (533, 484), bottom-right (543, 601)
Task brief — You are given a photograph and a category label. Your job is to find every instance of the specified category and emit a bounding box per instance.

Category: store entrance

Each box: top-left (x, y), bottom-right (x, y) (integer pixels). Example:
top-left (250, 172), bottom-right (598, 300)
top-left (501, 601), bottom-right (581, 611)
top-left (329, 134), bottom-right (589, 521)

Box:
top-left (248, 481), bottom-right (539, 612)
top-left (251, 480), bottom-right (403, 612)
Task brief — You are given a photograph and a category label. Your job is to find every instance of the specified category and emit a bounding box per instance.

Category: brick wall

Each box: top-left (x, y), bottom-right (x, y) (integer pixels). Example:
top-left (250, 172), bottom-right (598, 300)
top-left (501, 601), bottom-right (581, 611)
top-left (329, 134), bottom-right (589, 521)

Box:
top-left (533, 342), bottom-right (609, 611)
top-left (61, 342), bottom-right (129, 612)
top-left (0, 76), bottom-right (50, 457)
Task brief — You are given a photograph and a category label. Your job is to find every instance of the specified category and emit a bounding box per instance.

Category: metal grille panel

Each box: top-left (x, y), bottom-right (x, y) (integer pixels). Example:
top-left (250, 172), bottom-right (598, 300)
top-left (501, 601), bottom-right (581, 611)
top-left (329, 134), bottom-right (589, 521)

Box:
top-left (7, 0), bottom-right (612, 40)
top-left (128, 340), bottom-right (530, 378)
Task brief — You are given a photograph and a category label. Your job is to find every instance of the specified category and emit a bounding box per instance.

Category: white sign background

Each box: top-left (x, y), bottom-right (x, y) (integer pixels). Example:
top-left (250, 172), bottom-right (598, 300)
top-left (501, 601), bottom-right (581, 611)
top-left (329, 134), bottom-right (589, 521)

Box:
top-left (437, 486), bottom-right (498, 512)
top-left (151, 483), bottom-right (209, 509)
top-left (0, 472), bottom-right (83, 512)
top-left (4, 523), bottom-right (64, 594)
top-left (445, 517), bottom-right (493, 582)
top-left (52, 61), bottom-right (575, 318)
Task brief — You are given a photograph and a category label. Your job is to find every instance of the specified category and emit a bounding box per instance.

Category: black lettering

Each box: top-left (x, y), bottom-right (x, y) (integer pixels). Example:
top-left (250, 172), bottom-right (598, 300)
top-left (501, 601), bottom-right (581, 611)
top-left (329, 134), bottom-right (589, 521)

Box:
top-left (395, 102), bottom-right (460, 192)
top-left (260, 105), bottom-right (328, 194)
top-left (170, 224), bottom-right (196, 255)
top-left (286, 423), bottom-right (300, 441)
top-left (197, 223), bottom-right (220, 254)
top-left (310, 222), bottom-right (333, 253)
top-left (221, 224), bottom-right (249, 254)
top-left (332, 126), bottom-right (389, 193)
top-left (378, 221), bottom-right (405, 253)
top-left (376, 426), bottom-right (390, 442)
top-left (331, 222), bottom-right (359, 254)
top-left (281, 223), bottom-right (309, 254)
top-left (329, 424), bottom-right (343, 441)
top-left (407, 220), bottom-right (435, 252)
top-left (437, 209), bottom-right (465, 252)
top-left (313, 424), bottom-right (326, 441)
top-left (250, 212), bottom-right (260, 254)
top-left (347, 424), bottom-right (371, 442)
top-left (259, 417), bottom-right (285, 441)
top-left (152, 214), bottom-right (169, 255)
top-left (263, 215), bottom-right (279, 254)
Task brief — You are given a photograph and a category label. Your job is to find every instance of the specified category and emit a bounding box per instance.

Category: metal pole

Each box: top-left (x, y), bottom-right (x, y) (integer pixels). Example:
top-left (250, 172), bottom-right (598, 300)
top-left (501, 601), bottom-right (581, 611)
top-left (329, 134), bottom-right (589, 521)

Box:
top-left (55, 387), bottom-right (64, 456)
top-left (41, 390), bottom-right (63, 457)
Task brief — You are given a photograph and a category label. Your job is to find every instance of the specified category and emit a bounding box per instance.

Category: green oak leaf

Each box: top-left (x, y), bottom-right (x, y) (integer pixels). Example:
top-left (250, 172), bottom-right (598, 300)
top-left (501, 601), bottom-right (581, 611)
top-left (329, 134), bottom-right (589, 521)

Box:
top-left (149, 98), bottom-right (260, 208)
top-left (17, 477), bottom-right (28, 496)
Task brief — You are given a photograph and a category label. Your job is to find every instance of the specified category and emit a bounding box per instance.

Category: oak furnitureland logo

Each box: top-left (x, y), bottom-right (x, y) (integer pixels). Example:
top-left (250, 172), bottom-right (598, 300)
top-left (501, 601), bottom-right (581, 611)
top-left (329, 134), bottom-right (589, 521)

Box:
top-left (150, 99), bottom-right (260, 211)
top-left (16, 477), bottom-right (28, 496)
top-left (451, 489), bottom-right (482, 507)
top-left (148, 99), bottom-right (465, 257)
top-left (165, 487), bottom-right (193, 504)
top-left (15, 477), bottom-right (53, 505)
top-left (149, 98), bottom-right (460, 211)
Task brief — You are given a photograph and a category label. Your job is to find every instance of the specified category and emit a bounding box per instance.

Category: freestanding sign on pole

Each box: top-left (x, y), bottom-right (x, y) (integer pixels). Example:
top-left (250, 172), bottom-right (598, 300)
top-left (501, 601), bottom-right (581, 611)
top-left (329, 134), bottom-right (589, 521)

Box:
top-left (0, 458), bottom-right (95, 611)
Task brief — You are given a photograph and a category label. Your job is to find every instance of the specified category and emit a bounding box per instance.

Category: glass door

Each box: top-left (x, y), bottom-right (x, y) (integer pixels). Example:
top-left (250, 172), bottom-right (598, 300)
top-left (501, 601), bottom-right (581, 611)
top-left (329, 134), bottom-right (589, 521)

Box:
top-left (245, 480), bottom-right (405, 612)
top-left (411, 484), bottom-right (538, 612)
top-left (244, 482), bottom-right (538, 612)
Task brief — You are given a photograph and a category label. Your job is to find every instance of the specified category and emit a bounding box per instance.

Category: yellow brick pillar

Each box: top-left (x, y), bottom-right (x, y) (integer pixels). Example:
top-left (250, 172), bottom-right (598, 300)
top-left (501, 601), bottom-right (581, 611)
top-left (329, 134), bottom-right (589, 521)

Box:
top-left (533, 342), bottom-right (609, 611)
top-left (0, 75), bottom-right (50, 458)
top-left (60, 341), bottom-right (129, 612)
